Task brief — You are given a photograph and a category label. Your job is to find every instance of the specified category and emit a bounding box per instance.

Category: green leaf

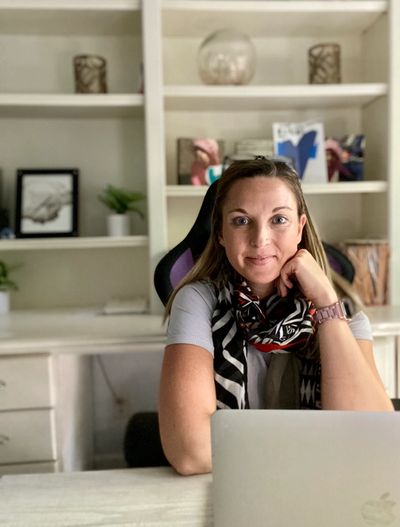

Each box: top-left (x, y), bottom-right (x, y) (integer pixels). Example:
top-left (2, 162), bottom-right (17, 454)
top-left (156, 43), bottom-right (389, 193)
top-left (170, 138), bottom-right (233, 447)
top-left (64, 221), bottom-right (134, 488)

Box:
top-left (0, 260), bottom-right (20, 291)
top-left (98, 185), bottom-right (145, 216)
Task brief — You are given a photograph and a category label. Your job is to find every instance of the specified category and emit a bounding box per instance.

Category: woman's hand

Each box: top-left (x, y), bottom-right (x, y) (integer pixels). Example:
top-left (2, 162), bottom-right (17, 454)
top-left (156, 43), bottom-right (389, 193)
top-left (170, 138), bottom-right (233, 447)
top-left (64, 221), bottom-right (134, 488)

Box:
top-left (276, 249), bottom-right (338, 308)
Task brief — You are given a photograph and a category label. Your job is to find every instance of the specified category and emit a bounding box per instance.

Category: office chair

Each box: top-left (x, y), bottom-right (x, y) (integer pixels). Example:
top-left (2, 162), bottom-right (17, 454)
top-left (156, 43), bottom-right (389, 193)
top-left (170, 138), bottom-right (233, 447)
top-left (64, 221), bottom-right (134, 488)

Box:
top-left (124, 412), bottom-right (169, 468)
top-left (124, 179), bottom-right (365, 468)
top-left (322, 242), bottom-right (355, 284)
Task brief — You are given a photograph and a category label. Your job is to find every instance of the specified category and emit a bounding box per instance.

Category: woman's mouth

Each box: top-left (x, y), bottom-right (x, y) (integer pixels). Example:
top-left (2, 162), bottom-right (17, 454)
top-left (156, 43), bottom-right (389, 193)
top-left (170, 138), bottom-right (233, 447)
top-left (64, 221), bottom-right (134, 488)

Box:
top-left (245, 255), bottom-right (276, 266)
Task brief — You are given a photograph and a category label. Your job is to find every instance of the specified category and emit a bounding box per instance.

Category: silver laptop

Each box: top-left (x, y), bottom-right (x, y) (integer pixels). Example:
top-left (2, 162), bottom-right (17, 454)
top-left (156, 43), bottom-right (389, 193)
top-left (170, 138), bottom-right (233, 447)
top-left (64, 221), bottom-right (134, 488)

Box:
top-left (211, 410), bottom-right (400, 527)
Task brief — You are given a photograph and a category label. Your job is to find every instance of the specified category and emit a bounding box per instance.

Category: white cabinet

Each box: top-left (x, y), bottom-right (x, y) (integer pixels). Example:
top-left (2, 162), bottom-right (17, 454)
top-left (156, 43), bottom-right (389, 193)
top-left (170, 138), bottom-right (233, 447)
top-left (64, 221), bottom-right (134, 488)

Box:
top-left (0, 353), bottom-right (93, 476)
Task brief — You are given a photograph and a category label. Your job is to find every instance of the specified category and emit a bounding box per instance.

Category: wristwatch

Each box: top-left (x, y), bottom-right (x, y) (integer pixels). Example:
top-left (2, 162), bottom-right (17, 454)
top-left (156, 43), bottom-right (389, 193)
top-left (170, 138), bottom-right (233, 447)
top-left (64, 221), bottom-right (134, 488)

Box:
top-left (315, 300), bottom-right (350, 325)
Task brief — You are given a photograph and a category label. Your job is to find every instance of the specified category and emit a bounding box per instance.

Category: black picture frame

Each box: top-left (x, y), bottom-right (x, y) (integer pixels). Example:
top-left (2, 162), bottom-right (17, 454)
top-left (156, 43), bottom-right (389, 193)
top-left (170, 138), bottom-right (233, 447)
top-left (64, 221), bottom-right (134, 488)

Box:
top-left (15, 169), bottom-right (79, 238)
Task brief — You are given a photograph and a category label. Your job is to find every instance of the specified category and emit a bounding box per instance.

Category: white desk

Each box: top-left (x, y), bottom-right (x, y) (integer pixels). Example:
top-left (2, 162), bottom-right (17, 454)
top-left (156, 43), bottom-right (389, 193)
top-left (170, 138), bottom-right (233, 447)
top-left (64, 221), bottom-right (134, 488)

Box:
top-left (0, 308), bottom-right (166, 355)
top-left (0, 467), bottom-right (213, 527)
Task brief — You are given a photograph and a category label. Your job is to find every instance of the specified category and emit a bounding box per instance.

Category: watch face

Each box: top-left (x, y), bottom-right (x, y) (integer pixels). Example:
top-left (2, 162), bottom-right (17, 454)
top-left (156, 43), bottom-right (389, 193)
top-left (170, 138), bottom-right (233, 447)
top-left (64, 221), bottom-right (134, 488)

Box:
top-left (342, 298), bottom-right (352, 318)
top-left (337, 300), bottom-right (350, 321)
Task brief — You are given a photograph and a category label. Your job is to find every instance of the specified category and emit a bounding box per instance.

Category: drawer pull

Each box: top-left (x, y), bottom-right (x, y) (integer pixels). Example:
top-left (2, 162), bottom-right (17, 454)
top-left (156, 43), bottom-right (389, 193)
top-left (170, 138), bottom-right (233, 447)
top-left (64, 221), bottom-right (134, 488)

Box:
top-left (0, 380), bottom-right (6, 388)
top-left (0, 434), bottom-right (10, 445)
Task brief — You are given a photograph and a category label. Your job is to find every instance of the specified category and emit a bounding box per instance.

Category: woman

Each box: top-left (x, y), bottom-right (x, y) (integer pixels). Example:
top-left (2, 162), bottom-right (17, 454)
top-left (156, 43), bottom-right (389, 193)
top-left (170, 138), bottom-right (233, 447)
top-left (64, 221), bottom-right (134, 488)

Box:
top-left (159, 158), bottom-right (393, 476)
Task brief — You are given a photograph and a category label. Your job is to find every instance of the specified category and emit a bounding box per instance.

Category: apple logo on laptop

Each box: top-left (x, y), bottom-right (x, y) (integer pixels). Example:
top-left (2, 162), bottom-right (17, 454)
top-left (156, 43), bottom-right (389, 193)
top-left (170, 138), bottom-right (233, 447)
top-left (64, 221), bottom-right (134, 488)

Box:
top-left (361, 493), bottom-right (396, 525)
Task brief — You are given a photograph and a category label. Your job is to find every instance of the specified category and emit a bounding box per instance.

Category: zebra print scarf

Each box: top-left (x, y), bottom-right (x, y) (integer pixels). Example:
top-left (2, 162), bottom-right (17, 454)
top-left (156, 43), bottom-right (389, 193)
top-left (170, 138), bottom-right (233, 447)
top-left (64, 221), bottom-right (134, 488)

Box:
top-left (211, 278), bottom-right (321, 410)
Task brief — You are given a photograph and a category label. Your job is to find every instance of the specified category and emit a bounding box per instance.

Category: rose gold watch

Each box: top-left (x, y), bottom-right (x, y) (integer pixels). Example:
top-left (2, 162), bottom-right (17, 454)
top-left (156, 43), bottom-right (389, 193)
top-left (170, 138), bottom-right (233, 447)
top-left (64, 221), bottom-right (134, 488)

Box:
top-left (315, 300), bottom-right (350, 325)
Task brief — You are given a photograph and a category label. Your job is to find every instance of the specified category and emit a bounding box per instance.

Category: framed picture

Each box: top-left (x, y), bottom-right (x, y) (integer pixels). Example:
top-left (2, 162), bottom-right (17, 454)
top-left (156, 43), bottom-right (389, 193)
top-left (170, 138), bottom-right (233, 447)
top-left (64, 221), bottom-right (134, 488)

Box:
top-left (15, 168), bottom-right (79, 238)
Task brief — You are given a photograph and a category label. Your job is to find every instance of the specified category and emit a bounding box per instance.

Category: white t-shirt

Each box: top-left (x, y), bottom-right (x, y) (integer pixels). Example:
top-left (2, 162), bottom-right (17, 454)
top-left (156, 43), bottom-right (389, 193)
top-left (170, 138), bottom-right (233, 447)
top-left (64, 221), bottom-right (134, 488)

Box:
top-left (166, 280), bottom-right (373, 409)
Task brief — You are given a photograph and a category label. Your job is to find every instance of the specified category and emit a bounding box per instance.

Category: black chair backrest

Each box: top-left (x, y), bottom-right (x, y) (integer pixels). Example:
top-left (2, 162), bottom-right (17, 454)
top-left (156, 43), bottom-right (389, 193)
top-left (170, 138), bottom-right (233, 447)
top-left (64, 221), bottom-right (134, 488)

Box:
top-left (154, 180), bottom-right (219, 306)
top-left (323, 242), bottom-right (355, 284)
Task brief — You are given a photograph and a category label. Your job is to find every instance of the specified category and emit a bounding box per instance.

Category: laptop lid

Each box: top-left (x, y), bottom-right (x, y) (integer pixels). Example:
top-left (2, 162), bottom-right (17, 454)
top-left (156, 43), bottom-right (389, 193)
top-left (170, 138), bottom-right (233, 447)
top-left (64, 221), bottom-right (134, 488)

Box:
top-left (211, 410), bottom-right (400, 527)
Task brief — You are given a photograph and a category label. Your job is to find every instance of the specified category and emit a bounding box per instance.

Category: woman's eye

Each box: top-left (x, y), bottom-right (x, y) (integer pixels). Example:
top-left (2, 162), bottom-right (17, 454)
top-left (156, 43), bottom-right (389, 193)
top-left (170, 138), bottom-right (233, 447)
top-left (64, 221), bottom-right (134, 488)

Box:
top-left (232, 216), bottom-right (250, 226)
top-left (272, 215), bottom-right (287, 225)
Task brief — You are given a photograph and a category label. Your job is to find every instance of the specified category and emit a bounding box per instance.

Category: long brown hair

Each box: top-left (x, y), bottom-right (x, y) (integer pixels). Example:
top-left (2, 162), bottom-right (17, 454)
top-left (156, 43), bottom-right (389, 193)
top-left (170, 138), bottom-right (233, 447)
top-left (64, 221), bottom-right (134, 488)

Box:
top-left (165, 158), bottom-right (329, 316)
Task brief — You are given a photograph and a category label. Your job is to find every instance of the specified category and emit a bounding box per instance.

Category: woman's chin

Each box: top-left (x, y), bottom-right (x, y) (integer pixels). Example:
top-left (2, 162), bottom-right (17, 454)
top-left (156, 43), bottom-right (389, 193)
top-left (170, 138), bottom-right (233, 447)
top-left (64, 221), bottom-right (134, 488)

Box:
top-left (242, 274), bottom-right (279, 298)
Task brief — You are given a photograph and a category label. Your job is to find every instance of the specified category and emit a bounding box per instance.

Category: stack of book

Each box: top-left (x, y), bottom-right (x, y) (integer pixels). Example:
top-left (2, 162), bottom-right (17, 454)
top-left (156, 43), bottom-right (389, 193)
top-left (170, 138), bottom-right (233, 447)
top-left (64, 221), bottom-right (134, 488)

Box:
top-left (234, 139), bottom-right (274, 158)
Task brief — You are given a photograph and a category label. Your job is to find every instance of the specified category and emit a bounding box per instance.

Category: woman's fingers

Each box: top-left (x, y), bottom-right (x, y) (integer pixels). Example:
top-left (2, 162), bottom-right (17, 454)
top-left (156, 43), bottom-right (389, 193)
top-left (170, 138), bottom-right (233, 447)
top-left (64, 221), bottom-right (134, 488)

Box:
top-left (278, 249), bottom-right (330, 303)
top-left (276, 273), bottom-right (293, 297)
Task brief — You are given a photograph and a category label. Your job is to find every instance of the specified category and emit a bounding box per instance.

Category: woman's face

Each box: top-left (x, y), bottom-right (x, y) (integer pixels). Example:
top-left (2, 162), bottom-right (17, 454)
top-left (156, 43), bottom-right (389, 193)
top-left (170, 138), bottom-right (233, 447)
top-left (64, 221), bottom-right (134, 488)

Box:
top-left (219, 176), bottom-right (306, 298)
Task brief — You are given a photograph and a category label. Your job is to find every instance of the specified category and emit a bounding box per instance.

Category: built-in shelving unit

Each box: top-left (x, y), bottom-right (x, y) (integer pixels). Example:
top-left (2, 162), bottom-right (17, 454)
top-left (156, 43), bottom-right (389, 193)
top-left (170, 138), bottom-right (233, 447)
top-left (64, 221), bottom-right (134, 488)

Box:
top-left (0, 0), bottom-right (148, 310)
top-left (0, 0), bottom-right (399, 311)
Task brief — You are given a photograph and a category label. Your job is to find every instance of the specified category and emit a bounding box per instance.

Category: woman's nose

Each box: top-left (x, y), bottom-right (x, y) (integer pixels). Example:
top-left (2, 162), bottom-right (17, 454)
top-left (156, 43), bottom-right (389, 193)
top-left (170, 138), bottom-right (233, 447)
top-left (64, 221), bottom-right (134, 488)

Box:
top-left (250, 224), bottom-right (270, 247)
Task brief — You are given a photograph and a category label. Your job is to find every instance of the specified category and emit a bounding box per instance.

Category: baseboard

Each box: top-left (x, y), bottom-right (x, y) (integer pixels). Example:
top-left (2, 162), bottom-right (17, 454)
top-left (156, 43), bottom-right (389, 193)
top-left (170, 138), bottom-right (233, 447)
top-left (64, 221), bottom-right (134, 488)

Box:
top-left (94, 452), bottom-right (127, 470)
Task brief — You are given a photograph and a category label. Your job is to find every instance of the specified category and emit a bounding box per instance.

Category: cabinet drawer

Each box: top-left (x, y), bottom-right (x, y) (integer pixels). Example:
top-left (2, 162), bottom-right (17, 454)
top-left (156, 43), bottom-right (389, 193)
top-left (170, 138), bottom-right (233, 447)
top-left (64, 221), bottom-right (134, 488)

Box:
top-left (0, 409), bottom-right (56, 464)
top-left (0, 355), bottom-right (53, 410)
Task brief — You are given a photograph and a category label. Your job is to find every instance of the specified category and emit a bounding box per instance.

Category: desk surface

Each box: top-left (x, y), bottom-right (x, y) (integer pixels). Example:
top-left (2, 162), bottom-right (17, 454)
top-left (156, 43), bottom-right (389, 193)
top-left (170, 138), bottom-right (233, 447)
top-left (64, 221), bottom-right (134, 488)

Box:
top-left (1, 305), bottom-right (400, 356)
top-left (0, 308), bottom-right (166, 355)
top-left (0, 467), bottom-right (213, 526)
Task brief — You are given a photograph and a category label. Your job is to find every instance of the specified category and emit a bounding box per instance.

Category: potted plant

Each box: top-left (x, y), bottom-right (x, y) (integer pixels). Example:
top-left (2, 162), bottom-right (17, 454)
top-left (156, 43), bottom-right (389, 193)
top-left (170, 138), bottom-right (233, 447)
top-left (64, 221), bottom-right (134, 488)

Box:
top-left (98, 184), bottom-right (145, 237)
top-left (0, 260), bottom-right (19, 315)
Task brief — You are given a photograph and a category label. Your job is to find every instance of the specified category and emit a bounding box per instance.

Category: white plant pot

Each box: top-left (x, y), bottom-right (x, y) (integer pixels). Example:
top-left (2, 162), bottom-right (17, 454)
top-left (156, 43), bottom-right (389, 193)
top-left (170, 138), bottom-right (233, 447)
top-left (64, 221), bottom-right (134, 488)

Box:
top-left (107, 214), bottom-right (130, 237)
top-left (0, 290), bottom-right (10, 315)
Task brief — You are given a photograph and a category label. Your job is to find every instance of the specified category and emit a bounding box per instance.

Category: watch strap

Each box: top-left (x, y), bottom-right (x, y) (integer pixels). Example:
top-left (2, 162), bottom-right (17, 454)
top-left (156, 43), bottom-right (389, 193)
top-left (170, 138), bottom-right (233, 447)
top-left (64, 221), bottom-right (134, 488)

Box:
top-left (315, 300), bottom-right (349, 325)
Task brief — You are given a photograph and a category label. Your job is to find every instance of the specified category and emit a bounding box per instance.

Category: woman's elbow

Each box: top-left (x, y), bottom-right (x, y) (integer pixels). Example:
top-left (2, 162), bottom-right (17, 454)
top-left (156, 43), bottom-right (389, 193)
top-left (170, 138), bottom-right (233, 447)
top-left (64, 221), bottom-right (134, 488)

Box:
top-left (161, 442), bottom-right (213, 475)
top-left (159, 418), bottom-right (213, 475)
top-left (170, 453), bottom-right (212, 476)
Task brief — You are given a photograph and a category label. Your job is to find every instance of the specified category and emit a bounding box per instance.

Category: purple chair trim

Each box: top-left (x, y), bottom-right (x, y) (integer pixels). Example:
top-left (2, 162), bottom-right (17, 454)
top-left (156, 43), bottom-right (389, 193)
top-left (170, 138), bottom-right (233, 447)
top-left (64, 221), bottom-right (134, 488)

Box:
top-left (170, 248), bottom-right (194, 288)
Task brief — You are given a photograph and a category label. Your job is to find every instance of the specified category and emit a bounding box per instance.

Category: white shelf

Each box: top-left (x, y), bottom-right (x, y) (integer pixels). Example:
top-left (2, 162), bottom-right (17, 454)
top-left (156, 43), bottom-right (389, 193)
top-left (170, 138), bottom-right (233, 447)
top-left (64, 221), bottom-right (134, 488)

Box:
top-left (0, 0), bottom-right (141, 36)
top-left (167, 181), bottom-right (388, 198)
top-left (0, 236), bottom-right (148, 251)
top-left (302, 181), bottom-right (388, 195)
top-left (162, 1), bottom-right (387, 38)
top-left (0, 0), bottom-right (139, 6)
top-left (0, 94), bottom-right (144, 118)
top-left (164, 84), bottom-right (387, 112)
